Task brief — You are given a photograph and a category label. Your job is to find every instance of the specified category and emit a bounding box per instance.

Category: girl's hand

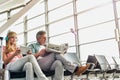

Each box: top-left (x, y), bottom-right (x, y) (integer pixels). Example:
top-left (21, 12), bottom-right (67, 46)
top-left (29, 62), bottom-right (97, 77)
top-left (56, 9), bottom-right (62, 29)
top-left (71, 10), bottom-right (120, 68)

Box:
top-left (15, 48), bottom-right (21, 56)
top-left (27, 50), bottom-right (32, 55)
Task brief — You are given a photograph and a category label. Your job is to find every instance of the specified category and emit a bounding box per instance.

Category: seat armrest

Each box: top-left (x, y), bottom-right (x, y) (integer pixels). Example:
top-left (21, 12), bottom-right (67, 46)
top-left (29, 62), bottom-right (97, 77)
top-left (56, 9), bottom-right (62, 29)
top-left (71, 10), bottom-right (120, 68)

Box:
top-left (87, 63), bottom-right (96, 70)
top-left (73, 62), bottom-right (80, 66)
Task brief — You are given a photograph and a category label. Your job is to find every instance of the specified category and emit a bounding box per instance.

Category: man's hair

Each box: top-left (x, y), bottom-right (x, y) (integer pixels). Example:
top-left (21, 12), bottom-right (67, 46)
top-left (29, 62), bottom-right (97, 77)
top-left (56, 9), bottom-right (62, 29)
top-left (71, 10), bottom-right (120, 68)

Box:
top-left (36, 30), bottom-right (46, 39)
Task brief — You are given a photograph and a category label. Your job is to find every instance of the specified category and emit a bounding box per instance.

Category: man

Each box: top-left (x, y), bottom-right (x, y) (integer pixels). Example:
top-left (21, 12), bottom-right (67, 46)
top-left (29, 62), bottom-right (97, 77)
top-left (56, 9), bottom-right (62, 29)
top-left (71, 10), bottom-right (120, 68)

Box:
top-left (28, 30), bottom-right (90, 80)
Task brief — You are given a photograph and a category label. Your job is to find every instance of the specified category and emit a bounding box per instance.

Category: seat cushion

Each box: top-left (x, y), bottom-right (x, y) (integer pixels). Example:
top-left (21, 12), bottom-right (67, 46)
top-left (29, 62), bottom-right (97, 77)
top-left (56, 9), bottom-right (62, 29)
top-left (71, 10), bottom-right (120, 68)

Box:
top-left (9, 70), bottom-right (72, 78)
top-left (10, 71), bottom-right (26, 78)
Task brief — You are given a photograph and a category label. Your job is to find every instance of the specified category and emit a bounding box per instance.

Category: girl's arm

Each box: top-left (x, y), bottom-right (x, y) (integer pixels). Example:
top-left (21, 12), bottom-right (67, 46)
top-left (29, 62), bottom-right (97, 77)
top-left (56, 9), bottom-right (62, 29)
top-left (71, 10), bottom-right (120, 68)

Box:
top-left (3, 51), bottom-right (16, 65)
top-left (3, 48), bottom-right (21, 65)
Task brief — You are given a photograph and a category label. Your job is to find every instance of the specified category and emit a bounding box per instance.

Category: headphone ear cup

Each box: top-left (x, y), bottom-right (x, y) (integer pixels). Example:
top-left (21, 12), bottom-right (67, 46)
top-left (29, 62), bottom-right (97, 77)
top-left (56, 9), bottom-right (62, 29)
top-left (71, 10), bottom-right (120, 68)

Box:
top-left (5, 36), bottom-right (8, 41)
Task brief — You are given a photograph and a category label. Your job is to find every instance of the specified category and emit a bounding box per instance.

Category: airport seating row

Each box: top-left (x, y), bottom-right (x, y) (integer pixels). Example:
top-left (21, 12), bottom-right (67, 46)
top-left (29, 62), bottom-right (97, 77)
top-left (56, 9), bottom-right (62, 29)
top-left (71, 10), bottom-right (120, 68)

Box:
top-left (82, 54), bottom-right (120, 80)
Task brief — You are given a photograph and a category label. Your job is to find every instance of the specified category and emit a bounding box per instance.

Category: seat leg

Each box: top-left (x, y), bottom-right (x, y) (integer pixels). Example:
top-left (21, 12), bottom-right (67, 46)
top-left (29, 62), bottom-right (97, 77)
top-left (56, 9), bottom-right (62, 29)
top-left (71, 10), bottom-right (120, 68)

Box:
top-left (4, 70), bottom-right (9, 80)
top-left (51, 76), bottom-right (54, 80)
top-left (70, 74), bottom-right (74, 80)
top-left (0, 69), bottom-right (5, 80)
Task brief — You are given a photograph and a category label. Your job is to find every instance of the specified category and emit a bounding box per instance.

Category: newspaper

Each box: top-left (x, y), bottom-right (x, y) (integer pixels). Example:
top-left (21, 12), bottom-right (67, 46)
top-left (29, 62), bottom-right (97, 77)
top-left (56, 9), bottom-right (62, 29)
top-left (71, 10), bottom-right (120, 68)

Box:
top-left (46, 43), bottom-right (68, 54)
top-left (20, 46), bottom-right (30, 54)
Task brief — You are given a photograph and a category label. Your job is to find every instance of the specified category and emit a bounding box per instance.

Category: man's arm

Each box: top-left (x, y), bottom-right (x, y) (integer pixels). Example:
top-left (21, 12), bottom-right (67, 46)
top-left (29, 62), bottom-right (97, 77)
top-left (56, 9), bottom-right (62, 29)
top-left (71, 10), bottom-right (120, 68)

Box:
top-left (28, 44), bottom-right (46, 58)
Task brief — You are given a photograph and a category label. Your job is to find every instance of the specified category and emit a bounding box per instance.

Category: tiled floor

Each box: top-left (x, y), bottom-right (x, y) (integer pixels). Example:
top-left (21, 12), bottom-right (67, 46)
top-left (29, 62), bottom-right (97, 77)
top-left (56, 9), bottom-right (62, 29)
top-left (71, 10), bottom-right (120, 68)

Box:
top-left (64, 76), bottom-right (120, 80)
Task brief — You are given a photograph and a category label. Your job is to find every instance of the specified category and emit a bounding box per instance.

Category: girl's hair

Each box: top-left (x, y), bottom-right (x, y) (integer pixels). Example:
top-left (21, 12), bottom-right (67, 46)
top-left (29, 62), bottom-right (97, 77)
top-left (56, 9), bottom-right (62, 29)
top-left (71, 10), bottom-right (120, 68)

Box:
top-left (5, 31), bottom-right (17, 54)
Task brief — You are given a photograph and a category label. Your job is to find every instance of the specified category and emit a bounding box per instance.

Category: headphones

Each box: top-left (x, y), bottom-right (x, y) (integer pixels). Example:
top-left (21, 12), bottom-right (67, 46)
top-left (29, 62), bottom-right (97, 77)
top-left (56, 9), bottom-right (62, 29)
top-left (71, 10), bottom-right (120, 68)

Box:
top-left (5, 31), bottom-right (16, 41)
top-left (5, 36), bottom-right (8, 41)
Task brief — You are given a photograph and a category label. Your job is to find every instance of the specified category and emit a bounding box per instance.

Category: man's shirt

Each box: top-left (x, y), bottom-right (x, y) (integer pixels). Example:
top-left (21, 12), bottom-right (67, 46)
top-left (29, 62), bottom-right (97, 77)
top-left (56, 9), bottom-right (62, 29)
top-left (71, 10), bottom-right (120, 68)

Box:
top-left (28, 42), bottom-right (45, 54)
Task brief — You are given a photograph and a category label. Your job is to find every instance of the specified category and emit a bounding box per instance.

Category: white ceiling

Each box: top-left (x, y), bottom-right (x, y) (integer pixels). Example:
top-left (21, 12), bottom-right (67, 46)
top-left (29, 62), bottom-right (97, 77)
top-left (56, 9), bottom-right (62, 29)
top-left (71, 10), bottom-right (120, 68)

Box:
top-left (0, 0), bottom-right (30, 13)
top-left (0, 0), bottom-right (10, 5)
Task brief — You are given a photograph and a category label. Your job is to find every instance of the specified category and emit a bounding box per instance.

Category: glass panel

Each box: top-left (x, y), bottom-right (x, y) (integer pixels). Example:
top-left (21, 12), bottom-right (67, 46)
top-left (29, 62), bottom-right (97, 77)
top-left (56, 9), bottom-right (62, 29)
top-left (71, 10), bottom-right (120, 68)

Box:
top-left (10, 8), bottom-right (24, 24)
top-left (49, 3), bottom-right (73, 22)
top-left (78, 4), bottom-right (114, 28)
top-left (48, 0), bottom-right (72, 10)
top-left (116, 1), bottom-right (120, 18)
top-left (1, 31), bottom-right (7, 46)
top-left (79, 21), bottom-right (115, 43)
top-left (49, 33), bottom-right (75, 46)
top-left (1, 29), bottom-right (11, 37)
top-left (17, 34), bottom-right (24, 45)
top-left (77, 0), bottom-right (112, 12)
top-left (0, 20), bottom-right (7, 27)
top-left (27, 2), bottom-right (45, 19)
top-left (14, 17), bottom-right (24, 24)
top-left (49, 17), bottom-right (74, 36)
top-left (0, 13), bottom-right (7, 20)
top-left (27, 28), bottom-right (45, 43)
top-left (67, 47), bottom-right (76, 53)
top-left (27, 14), bottom-right (45, 30)
top-left (80, 39), bottom-right (119, 61)
top-left (0, 12), bottom-right (7, 28)
top-left (10, 7), bottom-right (23, 16)
top-left (10, 23), bottom-right (24, 33)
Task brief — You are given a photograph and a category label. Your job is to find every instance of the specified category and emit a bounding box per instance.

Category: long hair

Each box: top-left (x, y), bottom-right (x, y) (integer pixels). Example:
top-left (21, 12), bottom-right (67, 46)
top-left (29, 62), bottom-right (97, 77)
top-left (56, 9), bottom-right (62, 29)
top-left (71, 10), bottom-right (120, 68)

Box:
top-left (5, 31), bottom-right (17, 54)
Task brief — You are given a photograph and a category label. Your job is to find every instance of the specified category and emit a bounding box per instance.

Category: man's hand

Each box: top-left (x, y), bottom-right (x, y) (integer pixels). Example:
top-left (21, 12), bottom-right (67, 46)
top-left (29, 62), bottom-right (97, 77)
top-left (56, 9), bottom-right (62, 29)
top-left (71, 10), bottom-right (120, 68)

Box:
top-left (38, 49), bottom-right (46, 56)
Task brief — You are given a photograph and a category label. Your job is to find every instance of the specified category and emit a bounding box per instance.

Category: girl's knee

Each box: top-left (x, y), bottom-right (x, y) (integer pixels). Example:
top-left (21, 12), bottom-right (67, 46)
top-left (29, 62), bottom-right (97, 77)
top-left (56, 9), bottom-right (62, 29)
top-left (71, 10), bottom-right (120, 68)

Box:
top-left (25, 62), bottom-right (32, 68)
top-left (23, 62), bottom-right (33, 70)
top-left (28, 55), bottom-right (35, 59)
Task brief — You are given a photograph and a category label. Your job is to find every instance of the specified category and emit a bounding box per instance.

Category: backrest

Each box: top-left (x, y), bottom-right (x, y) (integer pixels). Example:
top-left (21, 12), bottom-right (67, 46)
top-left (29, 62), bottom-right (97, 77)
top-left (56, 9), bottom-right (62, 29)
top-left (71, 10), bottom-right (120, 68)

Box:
top-left (105, 56), bottom-right (117, 70)
top-left (87, 55), bottom-right (97, 64)
top-left (95, 55), bottom-right (109, 71)
top-left (112, 57), bottom-right (120, 69)
top-left (64, 52), bottom-right (81, 65)
top-left (86, 55), bottom-right (100, 69)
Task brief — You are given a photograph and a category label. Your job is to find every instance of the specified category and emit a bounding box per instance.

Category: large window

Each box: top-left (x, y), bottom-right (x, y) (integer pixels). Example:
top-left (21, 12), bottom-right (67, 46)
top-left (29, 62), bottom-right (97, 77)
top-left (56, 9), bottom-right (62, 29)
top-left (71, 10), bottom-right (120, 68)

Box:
top-left (0, 0), bottom-right (120, 62)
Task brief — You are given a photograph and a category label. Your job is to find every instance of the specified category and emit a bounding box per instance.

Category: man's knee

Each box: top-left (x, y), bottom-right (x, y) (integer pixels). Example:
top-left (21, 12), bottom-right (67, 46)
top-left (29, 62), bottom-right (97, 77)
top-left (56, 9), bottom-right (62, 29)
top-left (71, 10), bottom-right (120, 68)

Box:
top-left (54, 60), bottom-right (63, 67)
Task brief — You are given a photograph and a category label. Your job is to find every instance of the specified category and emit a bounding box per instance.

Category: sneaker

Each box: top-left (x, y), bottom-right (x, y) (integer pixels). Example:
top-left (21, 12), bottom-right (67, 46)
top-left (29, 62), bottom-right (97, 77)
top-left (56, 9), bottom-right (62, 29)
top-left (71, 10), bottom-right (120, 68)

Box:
top-left (75, 64), bottom-right (90, 76)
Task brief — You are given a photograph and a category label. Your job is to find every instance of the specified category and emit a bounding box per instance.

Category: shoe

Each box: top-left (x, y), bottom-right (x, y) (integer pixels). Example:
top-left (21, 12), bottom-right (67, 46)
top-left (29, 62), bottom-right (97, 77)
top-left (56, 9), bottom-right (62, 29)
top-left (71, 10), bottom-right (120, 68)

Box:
top-left (75, 64), bottom-right (90, 76)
